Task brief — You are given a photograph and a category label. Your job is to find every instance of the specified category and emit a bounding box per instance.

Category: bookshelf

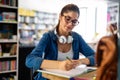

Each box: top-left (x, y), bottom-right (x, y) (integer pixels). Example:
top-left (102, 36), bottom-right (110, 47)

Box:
top-left (0, 0), bottom-right (18, 80)
top-left (18, 8), bottom-right (57, 79)
top-left (18, 8), bottom-right (58, 46)
top-left (107, 2), bottom-right (119, 27)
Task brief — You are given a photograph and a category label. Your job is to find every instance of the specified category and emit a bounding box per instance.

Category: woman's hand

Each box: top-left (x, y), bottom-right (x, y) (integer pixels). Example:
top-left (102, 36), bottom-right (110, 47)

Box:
top-left (79, 58), bottom-right (90, 65)
top-left (58, 59), bottom-right (80, 71)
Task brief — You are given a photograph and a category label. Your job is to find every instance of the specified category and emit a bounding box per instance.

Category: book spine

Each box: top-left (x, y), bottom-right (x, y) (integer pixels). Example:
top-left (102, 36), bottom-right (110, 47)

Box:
top-left (0, 44), bottom-right (2, 56)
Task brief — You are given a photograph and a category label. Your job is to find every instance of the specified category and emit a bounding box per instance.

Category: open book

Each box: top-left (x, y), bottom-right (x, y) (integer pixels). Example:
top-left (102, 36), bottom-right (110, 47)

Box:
top-left (37, 65), bottom-right (97, 78)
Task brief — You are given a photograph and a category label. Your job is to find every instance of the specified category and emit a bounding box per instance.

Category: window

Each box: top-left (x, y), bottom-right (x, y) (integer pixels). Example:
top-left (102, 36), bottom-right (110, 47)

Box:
top-left (73, 7), bottom-right (96, 43)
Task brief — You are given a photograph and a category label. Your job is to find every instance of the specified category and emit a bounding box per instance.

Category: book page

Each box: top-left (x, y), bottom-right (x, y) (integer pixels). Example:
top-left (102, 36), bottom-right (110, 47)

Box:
top-left (37, 65), bottom-right (97, 78)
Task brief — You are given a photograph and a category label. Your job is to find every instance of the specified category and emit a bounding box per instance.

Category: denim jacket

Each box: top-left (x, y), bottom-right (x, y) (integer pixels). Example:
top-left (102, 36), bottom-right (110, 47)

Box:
top-left (25, 30), bottom-right (95, 80)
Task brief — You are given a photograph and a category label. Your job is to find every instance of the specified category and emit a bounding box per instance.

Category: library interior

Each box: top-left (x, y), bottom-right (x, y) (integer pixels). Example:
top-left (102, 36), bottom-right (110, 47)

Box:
top-left (0, 0), bottom-right (120, 80)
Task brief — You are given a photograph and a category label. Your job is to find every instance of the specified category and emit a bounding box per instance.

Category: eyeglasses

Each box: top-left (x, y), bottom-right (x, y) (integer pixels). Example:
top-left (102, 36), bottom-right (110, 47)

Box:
top-left (63, 15), bottom-right (79, 26)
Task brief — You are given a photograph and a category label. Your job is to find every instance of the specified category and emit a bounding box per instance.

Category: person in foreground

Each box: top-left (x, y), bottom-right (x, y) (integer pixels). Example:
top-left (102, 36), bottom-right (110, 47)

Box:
top-left (25, 4), bottom-right (95, 80)
top-left (96, 23), bottom-right (118, 80)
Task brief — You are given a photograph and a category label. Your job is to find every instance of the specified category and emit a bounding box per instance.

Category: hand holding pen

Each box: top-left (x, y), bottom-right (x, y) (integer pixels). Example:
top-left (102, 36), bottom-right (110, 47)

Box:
top-left (66, 56), bottom-right (73, 63)
top-left (58, 56), bottom-right (80, 71)
top-left (66, 56), bottom-right (81, 67)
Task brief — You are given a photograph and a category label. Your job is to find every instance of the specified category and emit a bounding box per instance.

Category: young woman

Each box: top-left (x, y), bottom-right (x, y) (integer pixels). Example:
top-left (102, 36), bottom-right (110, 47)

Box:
top-left (25, 4), bottom-right (95, 80)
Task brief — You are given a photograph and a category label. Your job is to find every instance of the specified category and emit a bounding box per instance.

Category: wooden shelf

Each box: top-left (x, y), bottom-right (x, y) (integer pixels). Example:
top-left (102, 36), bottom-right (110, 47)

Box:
top-left (0, 21), bottom-right (18, 24)
top-left (0, 70), bottom-right (17, 74)
top-left (0, 4), bottom-right (18, 9)
top-left (0, 39), bottom-right (17, 43)
top-left (0, 0), bottom-right (18, 79)
top-left (0, 55), bottom-right (17, 59)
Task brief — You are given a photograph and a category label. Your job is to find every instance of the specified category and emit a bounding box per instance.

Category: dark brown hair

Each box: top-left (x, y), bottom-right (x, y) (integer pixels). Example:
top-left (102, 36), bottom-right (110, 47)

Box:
top-left (60, 4), bottom-right (80, 17)
top-left (96, 23), bottom-right (118, 80)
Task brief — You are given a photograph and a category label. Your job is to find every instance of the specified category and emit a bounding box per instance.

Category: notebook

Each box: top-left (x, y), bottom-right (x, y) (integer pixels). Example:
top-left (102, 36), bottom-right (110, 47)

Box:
top-left (37, 65), bottom-right (97, 78)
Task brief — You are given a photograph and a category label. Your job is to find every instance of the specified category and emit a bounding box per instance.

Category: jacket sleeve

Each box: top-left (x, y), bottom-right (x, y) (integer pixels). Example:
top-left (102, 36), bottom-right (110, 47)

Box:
top-left (78, 35), bottom-right (95, 66)
top-left (25, 33), bottom-right (49, 70)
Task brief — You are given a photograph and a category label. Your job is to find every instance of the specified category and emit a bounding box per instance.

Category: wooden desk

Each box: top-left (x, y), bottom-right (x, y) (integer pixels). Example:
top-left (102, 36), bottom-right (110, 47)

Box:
top-left (74, 70), bottom-right (96, 80)
top-left (42, 70), bottom-right (96, 80)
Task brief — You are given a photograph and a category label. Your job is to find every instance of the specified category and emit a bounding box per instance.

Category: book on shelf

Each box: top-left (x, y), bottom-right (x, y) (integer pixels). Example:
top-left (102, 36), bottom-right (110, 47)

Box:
top-left (0, 0), bottom-right (16, 7)
top-left (10, 44), bottom-right (17, 55)
top-left (0, 0), bottom-right (2, 4)
top-left (0, 60), bottom-right (16, 71)
top-left (0, 44), bottom-right (17, 57)
top-left (37, 65), bottom-right (97, 78)
top-left (0, 44), bottom-right (2, 56)
top-left (1, 74), bottom-right (16, 80)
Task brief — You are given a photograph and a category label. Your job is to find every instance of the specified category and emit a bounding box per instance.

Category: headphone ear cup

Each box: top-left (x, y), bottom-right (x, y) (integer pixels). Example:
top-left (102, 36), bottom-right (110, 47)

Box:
top-left (59, 36), bottom-right (67, 44)
top-left (54, 28), bottom-right (73, 44)
top-left (67, 36), bottom-right (73, 44)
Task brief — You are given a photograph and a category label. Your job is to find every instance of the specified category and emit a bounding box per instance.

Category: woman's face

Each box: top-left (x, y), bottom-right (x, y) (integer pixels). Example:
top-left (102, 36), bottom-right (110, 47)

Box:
top-left (59, 11), bottom-right (79, 33)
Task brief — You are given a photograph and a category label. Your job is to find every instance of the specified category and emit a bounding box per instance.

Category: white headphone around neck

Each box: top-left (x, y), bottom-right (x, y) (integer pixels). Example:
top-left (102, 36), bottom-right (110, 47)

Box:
top-left (54, 29), bottom-right (73, 44)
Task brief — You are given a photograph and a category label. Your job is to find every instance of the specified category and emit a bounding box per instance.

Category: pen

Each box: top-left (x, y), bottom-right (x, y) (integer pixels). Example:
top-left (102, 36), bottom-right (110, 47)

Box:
top-left (66, 56), bottom-right (73, 63)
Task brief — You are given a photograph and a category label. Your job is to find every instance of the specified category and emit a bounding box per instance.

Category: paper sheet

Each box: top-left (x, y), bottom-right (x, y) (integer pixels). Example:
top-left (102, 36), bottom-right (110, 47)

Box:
top-left (37, 65), bottom-right (97, 78)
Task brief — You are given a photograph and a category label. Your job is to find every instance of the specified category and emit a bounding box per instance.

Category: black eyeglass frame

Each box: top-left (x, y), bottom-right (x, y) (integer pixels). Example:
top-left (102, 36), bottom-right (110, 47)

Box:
top-left (62, 15), bottom-right (79, 26)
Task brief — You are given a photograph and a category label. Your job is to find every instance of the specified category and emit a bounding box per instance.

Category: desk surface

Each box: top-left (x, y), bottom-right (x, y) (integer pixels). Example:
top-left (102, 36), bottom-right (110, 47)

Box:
top-left (74, 70), bottom-right (96, 80)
